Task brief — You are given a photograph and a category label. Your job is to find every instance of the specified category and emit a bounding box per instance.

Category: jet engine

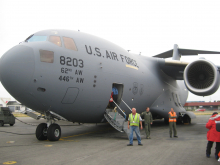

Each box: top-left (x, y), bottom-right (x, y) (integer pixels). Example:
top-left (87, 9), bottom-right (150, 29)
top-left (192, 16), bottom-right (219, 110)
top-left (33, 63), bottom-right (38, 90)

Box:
top-left (183, 59), bottom-right (220, 96)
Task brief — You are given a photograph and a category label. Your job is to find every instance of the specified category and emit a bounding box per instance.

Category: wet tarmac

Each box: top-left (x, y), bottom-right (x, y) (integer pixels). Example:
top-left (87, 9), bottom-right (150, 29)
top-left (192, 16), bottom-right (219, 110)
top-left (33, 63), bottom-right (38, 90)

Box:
top-left (0, 115), bottom-right (219, 165)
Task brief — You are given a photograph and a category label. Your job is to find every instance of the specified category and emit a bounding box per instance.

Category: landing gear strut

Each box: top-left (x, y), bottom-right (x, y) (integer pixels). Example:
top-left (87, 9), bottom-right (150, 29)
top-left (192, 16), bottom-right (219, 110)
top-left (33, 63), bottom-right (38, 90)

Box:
top-left (35, 111), bottom-right (63, 141)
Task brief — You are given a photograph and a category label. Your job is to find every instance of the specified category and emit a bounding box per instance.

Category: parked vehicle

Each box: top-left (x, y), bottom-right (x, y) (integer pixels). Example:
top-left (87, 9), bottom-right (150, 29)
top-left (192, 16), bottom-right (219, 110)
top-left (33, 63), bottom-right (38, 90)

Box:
top-left (195, 109), bottom-right (206, 112)
top-left (0, 107), bottom-right (15, 126)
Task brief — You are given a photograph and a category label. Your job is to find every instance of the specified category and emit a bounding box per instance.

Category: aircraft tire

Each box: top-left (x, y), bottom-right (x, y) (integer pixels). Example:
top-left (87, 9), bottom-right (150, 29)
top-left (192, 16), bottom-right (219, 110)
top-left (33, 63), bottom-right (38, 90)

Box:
top-left (164, 118), bottom-right (169, 124)
top-left (47, 123), bottom-right (61, 141)
top-left (0, 121), bottom-right (4, 127)
top-left (187, 117), bottom-right (191, 124)
top-left (177, 119), bottom-right (183, 125)
top-left (183, 115), bottom-right (191, 124)
top-left (36, 123), bottom-right (48, 140)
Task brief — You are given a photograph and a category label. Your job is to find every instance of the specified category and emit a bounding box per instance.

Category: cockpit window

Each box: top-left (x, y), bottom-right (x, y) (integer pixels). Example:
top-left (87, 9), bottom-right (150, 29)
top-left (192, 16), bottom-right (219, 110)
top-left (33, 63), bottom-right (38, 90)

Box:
top-left (26, 35), bottom-right (47, 42)
top-left (25, 34), bottom-right (34, 42)
top-left (63, 37), bottom-right (78, 51)
top-left (49, 36), bottom-right (62, 47)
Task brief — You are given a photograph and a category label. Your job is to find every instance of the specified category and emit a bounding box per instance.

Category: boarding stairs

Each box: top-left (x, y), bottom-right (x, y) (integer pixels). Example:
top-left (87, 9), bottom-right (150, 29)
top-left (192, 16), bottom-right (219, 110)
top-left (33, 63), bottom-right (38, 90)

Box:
top-left (104, 99), bottom-right (134, 138)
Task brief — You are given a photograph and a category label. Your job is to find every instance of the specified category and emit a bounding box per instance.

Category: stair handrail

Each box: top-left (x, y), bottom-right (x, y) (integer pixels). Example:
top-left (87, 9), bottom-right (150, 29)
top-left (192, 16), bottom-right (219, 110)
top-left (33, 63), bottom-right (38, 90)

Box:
top-left (121, 99), bottom-right (132, 111)
top-left (112, 100), bottom-right (126, 119)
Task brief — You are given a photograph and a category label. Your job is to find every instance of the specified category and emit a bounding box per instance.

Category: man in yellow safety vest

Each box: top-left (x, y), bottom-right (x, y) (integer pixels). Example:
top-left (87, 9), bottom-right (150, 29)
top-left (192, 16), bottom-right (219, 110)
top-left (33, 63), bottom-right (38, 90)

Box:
top-left (127, 108), bottom-right (143, 146)
top-left (168, 108), bottom-right (178, 138)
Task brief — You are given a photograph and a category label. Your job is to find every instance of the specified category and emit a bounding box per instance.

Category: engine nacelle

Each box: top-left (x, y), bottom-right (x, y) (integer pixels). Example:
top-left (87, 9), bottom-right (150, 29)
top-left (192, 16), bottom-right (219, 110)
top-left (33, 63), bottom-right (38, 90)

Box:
top-left (183, 59), bottom-right (220, 96)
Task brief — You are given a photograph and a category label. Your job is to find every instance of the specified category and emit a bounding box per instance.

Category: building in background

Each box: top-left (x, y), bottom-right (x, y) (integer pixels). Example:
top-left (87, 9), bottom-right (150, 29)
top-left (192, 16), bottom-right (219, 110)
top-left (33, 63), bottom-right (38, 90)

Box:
top-left (6, 101), bottom-right (28, 112)
top-left (184, 102), bottom-right (220, 111)
top-left (0, 98), bottom-right (11, 107)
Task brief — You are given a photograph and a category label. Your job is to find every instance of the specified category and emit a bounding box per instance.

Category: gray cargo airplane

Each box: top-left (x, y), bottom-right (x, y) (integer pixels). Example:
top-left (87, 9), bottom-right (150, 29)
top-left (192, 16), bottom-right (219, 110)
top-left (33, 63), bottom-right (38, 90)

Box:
top-left (0, 29), bottom-right (220, 141)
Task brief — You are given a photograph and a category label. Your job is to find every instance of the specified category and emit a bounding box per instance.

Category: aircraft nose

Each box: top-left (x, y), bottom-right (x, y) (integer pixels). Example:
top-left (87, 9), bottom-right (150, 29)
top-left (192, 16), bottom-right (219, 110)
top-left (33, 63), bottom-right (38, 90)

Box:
top-left (0, 45), bottom-right (35, 97)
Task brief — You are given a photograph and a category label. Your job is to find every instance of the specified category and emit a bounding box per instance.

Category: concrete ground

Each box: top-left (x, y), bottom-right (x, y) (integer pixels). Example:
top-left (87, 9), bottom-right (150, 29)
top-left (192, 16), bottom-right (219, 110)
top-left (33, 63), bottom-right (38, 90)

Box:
top-left (0, 115), bottom-right (219, 165)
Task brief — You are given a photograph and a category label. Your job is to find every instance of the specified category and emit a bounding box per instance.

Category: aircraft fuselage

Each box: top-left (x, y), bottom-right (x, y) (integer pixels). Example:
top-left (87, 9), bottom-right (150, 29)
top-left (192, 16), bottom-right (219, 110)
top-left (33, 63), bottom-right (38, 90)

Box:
top-left (0, 30), bottom-right (188, 123)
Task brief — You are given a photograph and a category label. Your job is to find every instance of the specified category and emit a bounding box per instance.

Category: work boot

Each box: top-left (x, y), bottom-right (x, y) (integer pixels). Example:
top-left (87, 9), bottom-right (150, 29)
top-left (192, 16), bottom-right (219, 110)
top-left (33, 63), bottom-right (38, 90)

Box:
top-left (146, 136), bottom-right (149, 139)
top-left (170, 135), bottom-right (172, 138)
top-left (215, 155), bottom-right (218, 160)
top-left (138, 143), bottom-right (143, 146)
top-left (206, 154), bottom-right (210, 158)
top-left (127, 144), bottom-right (133, 146)
top-left (149, 136), bottom-right (151, 139)
top-left (174, 136), bottom-right (178, 138)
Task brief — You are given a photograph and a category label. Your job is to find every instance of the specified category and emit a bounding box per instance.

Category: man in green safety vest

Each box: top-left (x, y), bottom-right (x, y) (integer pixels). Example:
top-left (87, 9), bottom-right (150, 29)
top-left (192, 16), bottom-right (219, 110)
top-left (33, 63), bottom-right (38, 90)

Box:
top-left (127, 108), bottom-right (143, 146)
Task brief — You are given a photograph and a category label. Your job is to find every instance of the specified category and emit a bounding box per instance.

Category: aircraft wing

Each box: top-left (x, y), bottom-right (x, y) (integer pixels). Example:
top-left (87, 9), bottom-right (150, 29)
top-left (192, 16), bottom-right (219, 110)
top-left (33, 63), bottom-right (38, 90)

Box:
top-left (164, 59), bottom-right (189, 66)
top-left (158, 59), bottom-right (187, 80)
top-left (153, 48), bottom-right (220, 58)
top-left (155, 45), bottom-right (220, 80)
top-left (159, 58), bottom-right (220, 80)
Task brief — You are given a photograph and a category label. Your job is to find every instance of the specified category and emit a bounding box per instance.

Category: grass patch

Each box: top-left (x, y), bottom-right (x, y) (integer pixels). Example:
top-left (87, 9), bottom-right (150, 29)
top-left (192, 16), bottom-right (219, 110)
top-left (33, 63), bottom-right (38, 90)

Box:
top-left (193, 111), bottom-right (220, 116)
top-left (194, 113), bottom-right (213, 115)
top-left (12, 113), bottom-right (29, 117)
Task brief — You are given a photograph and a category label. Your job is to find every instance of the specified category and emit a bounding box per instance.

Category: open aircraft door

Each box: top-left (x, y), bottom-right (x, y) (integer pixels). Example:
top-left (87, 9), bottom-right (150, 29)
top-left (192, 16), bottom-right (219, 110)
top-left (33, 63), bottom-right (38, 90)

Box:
top-left (113, 83), bottom-right (124, 105)
top-left (109, 83), bottom-right (124, 107)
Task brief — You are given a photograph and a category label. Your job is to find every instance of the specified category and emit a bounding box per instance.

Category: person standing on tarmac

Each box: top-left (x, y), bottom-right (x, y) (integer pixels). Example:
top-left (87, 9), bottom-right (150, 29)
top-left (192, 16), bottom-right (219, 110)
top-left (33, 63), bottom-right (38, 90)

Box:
top-left (206, 112), bottom-right (220, 160)
top-left (127, 108), bottom-right (143, 146)
top-left (168, 108), bottom-right (178, 138)
top-left (141, 107), bottom-right (153, 139)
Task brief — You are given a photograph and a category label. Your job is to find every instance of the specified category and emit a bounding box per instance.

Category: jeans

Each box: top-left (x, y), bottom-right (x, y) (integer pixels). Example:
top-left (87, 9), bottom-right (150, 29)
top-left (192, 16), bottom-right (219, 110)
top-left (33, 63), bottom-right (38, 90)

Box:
top-left (129, 126), bottom-right (141, 144)
top-left (113, 95), bottom-right (118, 107)
top-left (206, 141), bottom-right (214, 155)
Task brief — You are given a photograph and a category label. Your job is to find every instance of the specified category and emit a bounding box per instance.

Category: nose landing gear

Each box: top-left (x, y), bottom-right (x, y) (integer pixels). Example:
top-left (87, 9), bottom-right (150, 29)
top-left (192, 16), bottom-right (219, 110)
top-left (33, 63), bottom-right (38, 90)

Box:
top-left (35, 110), bottom-right (66, 141)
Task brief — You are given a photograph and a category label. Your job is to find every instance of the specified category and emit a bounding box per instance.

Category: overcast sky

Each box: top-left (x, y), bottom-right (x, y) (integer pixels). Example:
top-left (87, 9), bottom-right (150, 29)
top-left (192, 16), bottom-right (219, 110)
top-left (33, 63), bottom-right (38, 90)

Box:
top-left (1, 0), bottom-right (220, 102)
